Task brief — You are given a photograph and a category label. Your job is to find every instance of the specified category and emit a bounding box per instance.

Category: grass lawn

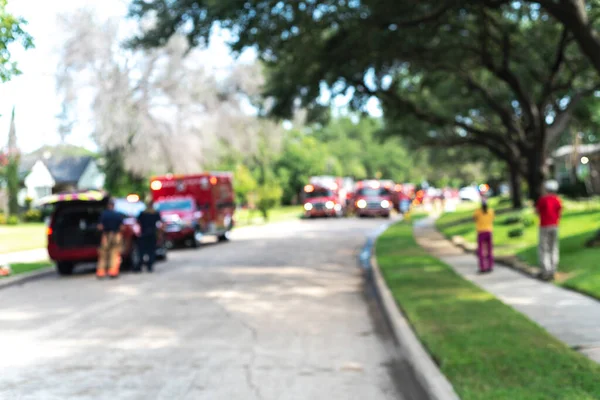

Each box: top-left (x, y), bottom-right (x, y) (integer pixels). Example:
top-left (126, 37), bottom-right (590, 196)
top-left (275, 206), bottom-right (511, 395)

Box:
top-left (235, 206), bottom-right (303, 227)
top-left (0, 262), bottom-right (52, 278)
top-left (0, 223), bottom-right (46, 254)
top-left (376, 222), bottom-right (600, 400)
top-left (437, 199), bottom-right (600, 299)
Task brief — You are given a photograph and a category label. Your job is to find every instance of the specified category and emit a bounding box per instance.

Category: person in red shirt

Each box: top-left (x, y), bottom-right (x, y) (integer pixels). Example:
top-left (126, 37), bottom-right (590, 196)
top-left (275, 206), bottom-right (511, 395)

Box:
top-left (535, 180), bottom-right (563, 281)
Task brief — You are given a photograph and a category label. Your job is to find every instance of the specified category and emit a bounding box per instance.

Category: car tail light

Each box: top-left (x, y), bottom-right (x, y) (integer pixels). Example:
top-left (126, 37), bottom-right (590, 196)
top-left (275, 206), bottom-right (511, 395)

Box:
top-left (46, 227), bottom-right (52, 236)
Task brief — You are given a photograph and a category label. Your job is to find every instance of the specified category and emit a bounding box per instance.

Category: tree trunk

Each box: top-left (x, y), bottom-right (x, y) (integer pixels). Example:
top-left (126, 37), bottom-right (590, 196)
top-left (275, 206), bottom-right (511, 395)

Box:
top-left (508, 162), bottom-right (523, 209)
top-left (526, 148), bottom-right (545, 202)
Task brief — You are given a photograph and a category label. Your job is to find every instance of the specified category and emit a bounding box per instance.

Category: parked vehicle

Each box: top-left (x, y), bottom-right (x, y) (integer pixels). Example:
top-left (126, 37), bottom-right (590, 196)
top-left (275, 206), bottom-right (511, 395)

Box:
top-left (150, 172), bottom-right (235, 247)
top-left (351, 180), bottom-right (394, 218)
top-left (459, 186), bottom-right (481, 202)
top-left (303, 182), bottom-right (343, 218)
top-left (42, 190), bottom-right (167, 276)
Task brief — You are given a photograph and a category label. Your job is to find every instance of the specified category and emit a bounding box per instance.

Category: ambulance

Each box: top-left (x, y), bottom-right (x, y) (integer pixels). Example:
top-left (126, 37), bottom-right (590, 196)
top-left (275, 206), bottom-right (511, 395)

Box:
top-left (150, 173), bottom-right (235, 248)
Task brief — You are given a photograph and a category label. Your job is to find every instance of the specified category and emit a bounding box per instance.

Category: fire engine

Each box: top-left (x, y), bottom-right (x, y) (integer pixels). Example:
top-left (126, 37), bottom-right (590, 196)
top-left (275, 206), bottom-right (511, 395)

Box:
top-left (351, 180), bottom-right (394, 218)
top-left (150, 172), bottom-right (235, 248)
top-left (302, 176), bottom-right (351, 218)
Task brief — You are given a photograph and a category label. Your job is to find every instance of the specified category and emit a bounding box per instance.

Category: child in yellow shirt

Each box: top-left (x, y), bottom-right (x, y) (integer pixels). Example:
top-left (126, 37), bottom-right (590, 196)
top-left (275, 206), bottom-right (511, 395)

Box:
top-left (473, 200), bottom-right (495, 273)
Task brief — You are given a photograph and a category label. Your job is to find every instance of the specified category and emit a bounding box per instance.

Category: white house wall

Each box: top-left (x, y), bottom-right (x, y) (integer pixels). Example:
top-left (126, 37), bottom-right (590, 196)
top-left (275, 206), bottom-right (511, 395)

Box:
top-left (78, 160), bottom-right (105, 190)
top-left (22, 160), bottom-right (55, 205)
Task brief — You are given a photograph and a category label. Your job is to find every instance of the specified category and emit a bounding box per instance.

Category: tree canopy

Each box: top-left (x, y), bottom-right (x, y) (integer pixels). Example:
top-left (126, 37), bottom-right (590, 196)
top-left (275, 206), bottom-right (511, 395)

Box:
top-left (129, 0), bottom-right (600, 204)
top-left (0, 0), bottom-right (33, 82)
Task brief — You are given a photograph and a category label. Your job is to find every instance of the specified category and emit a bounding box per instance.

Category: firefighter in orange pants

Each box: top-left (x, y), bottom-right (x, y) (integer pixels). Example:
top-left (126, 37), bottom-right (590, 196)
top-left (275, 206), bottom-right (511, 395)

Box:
top-left (97, 198), bottom-right (125, 279)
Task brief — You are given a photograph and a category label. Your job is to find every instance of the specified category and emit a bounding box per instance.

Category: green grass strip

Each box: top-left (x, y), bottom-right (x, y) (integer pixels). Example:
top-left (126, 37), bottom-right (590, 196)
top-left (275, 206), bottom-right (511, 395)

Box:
top-left (1, 262), bottom-right (52, 278)
top-left (376, 222), bottom-right (600, 400)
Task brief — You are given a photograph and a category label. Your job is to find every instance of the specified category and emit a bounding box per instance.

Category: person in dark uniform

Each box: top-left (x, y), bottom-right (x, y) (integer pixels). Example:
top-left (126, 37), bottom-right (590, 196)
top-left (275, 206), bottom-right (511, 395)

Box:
top-left (97, 198), bottom-right (125, 279)
top-left (136, 200), bottom-right (163, 272)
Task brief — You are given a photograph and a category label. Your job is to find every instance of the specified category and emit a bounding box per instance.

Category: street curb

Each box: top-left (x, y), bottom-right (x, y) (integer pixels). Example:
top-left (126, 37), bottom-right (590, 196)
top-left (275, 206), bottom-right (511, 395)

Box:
top-left (0, 266), bottom-right (55, 291)
top-left (365, 224), bottom-right (461, 400)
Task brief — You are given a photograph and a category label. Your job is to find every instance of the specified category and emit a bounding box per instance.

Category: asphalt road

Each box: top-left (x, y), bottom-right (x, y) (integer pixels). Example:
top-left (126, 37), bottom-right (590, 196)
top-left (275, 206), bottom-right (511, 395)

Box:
top-left (0, 218), bottom-right (424, 400)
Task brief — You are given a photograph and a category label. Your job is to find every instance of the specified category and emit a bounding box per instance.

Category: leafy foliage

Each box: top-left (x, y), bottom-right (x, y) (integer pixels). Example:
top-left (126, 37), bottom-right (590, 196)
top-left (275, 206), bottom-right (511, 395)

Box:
top-left (0, 0), bottom-right (34, 82)
top-left (128, 0), bottom-right (600, 204)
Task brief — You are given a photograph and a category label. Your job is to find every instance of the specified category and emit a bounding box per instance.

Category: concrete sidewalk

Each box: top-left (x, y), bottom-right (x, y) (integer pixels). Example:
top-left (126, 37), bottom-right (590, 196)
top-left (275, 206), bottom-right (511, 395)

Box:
top-left (0, 248), bottom-right (48, 264)
top-left (415, 217), bottom-right (600, 364)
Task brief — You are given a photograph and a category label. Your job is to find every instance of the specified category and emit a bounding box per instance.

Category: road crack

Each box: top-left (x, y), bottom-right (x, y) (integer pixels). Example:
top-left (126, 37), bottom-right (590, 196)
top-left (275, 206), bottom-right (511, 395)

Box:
top-left (212, 299), bottom-right (263, 400)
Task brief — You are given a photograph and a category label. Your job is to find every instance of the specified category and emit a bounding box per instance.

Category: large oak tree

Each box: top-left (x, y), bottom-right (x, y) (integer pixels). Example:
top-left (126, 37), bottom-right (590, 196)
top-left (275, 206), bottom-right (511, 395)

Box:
top-left (128, 0), bottom-right (600, 203)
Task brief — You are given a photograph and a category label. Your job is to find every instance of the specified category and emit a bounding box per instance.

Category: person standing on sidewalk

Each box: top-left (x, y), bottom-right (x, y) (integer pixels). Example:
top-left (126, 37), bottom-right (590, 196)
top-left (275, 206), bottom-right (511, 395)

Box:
top-left (136, 200), bottom-right (163, 273)
top-left (536, 180), bottom-right (563, 281)
top-left (473, 200), bottom-right (495, 273)
top-left (97, 198), bottom-right (125, 279)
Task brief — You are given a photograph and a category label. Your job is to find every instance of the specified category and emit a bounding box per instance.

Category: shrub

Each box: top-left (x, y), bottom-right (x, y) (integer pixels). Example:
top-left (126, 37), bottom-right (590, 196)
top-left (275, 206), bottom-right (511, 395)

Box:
top-left (5, 215), bottom-right (19, 225)
top-left (22, 209), bottom-right (42, 222)
top-left (522, 216), bottom-right (535, 227)
top-left (256, 181), bottom-right (283, 220)
top-left (508, 228), bottom-right (524, 238)
top-left (559, 180), bottom-right (589, 199)
top-left (0, 214), bottom-right (6, 225)
top-left (502, 216), bottom-right (522, 226)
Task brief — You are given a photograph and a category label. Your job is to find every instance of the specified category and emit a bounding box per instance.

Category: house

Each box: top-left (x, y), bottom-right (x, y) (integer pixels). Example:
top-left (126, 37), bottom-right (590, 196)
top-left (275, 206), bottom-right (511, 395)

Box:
top-left (551, 144), bottom-right (600, 194)
top-left (18, 154), bottom-right (106, 206)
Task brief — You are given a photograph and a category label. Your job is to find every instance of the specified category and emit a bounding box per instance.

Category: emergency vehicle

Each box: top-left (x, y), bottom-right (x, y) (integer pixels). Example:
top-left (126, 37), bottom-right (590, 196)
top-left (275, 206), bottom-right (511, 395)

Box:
top-left (41, 190), bottom-right (167, 275)
top-left (351, 180), bottom-right (394, 218)
top-left (150, 172), bottom-right (235, 247)
top-left (302, 176), bottom-right (350, 218)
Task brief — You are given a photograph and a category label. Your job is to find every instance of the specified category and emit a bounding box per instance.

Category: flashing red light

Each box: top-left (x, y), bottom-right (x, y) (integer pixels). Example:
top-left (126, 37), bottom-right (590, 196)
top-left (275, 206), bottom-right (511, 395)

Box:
top-left (304, 184), bottom-right (314, 193)
top-left (46, 227), bottom-right (53, 236)
top-left (210, 176), bottom-right (218, 185)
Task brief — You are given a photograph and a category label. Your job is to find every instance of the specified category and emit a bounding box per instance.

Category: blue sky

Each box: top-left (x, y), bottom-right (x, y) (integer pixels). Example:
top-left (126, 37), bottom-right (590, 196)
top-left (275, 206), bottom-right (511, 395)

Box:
top-left (0, 0), bottom-right (380, 154)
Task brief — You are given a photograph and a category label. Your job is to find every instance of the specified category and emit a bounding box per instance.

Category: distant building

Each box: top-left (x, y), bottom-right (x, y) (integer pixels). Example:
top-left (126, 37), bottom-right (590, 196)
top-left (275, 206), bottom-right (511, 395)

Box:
top-left (18, 154), bottom-right (105, 206)
top-left (551, 144), bottom-right (600, 194)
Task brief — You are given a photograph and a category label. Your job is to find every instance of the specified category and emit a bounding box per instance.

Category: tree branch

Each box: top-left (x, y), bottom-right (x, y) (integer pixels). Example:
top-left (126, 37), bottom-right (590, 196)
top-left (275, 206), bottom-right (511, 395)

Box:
top-left (478, 9), bottom-right (539, 130)
top-left (392, 1), bottom-right (458, 27)
top-left (540, 27), bottom-right (570, 108)
top-left (547, 85), bottom-right (600, 143)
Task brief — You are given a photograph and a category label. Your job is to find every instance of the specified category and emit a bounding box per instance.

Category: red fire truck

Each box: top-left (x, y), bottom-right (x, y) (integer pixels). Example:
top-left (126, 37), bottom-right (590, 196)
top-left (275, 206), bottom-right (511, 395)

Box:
top-left (150, 172), bottom-right (235, 248)
top-left (350, 180), bottom-right (394, 218)
top-left (302, 176), bottom-right (350, 218)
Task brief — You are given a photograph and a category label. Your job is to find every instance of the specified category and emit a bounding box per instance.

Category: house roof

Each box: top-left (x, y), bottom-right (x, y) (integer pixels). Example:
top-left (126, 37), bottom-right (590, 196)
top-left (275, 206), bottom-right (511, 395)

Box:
top-left (553, 144), bottom-right (600, 158)
top-left (45, 156), bottom-right (94, 184)
top-left (19, 155), bottom-right (94, 184)
top-left (18, 156), bottom-right (38, 180)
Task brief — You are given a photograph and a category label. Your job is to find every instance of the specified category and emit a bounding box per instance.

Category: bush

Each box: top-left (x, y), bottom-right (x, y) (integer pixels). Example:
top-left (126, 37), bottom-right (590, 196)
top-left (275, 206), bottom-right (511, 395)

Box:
top-left (22, 209), bottom-right (42, 222)
top-left (508, 228), bottom-right (524, 238)
top-left (559, 180), bottom-right (589, 199)
top-left (0, 214), bottom-right (6, 225)
top-left (256, 181), bottom-right (283, 220)
top-left (502, 216), bottom-right (522, 226)
top-left (497, 197), bottom-right (512, 206)
top-left (522, 216), bottom-right (535, 227)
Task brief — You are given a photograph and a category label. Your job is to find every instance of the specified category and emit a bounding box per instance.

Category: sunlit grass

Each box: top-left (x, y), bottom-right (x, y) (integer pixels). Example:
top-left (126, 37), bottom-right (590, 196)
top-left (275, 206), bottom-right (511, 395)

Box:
top-left (234, 206), bottom-right (303, 227)
top-left (0, 224), bottom-right (46, 254)
top-left (437, 199), bottom-right (600, 299)
top-left (0, 261), bottom-right (52, 278)
top-left (376, 222), bottom-right (600, 400)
